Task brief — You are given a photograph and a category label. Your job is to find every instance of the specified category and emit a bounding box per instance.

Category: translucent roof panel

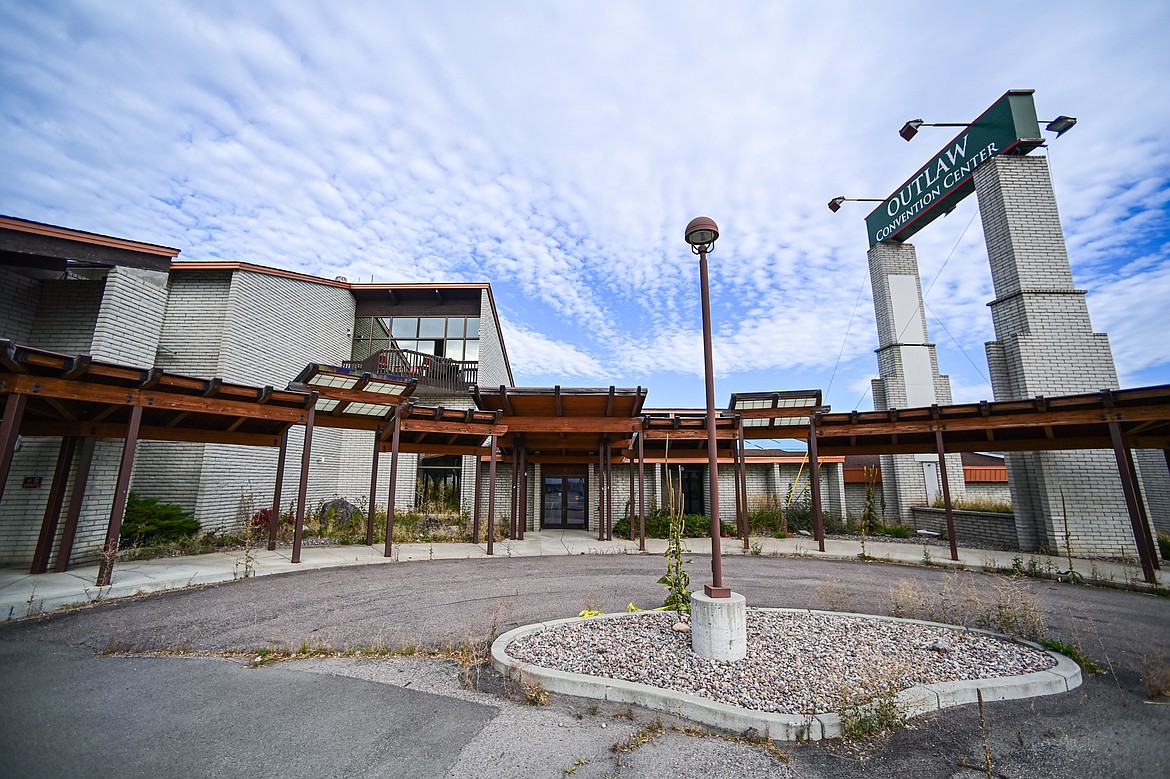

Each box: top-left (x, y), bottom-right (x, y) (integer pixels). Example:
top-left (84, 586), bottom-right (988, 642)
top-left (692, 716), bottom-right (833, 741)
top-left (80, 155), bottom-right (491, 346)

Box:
top-left (345, 402), bottom-right (392, 416)
top-left (310, 374), bottom-right (360, 389)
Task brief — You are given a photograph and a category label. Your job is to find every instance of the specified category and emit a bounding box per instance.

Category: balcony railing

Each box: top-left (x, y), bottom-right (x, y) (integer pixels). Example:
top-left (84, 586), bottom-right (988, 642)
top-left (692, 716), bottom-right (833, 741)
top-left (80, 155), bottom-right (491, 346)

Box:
top-left (343, 348), bottom-right (478, 393)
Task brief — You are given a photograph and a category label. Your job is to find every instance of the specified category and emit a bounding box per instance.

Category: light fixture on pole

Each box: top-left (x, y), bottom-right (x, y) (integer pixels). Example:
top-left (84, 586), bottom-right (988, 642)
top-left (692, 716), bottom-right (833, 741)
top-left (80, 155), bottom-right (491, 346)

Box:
top-left (1043, 116), bottom-right (1077, 137)
top-left (828, 196), bottom-right (884, 213)
top-left (684, 215), bottom-right (729, 600)
top-left (898, 119), bottom-right (969, 142)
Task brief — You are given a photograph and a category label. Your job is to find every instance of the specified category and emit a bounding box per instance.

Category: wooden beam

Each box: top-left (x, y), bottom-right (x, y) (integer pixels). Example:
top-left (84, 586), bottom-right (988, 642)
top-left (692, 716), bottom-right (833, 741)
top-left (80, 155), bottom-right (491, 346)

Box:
top-left (20, 420), bottom-right (283, 447)
top-left (499, 417), bottom-right (640, 434)
top-left (641, 428), bottom-right (738, 440)
top-left (399, 418), bottom-right (507, 436)
top-left (1, 374), bottom-right (311, 423)
top-left (816, 404), bottom-right (1170, 437)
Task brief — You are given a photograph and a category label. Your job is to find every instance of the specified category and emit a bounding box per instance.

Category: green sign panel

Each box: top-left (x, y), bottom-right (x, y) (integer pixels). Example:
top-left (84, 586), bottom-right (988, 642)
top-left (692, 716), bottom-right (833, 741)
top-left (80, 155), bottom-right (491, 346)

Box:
top-left (865, 90), bottom-right (1043, 247)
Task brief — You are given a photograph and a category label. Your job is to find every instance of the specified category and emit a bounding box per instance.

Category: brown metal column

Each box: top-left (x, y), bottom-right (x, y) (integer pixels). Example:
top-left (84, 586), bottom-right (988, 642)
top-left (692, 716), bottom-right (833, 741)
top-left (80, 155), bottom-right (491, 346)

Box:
top-left (1110, 421), bottom-right (1158, 582)
top-left (31, 436), bottom-right (78, 574)
top-left (472, 454), bottom-right (483, 543)
top-left (738, 430), bottom-right (750, 551)
top-left (366, 426), bottom-right (381, 545)
top-left (384, 404), bottom-right (401, 558)
top-left (605, 437), bottom-right (614, 540)
top-left (731, 435), bottom-right (743, 536)
top-left (269, 430), bottom-right (288, 551)
top-left (933, 423), bottom-right (959, 561)
top-left (807, 416), bottom-right (825, 552)
top-left (487, 435), bottom-right (497, 555)
top-left (637, 431), bottom-right (646, 551)
top-left (509, 446), bottom-right (518, 540)
top-left (54, 436), bottom-right (95, 572)
top-left (628, 459), bottom-right (635, 541)
top-left (96, 404), bottom-right (143, 587)
top-left (0, 392), bottom-right (28, 503)
top-left (1123, 445), bottom-right (1159, 570)
top-left (291, 404), bottom-right (316, 564)
top-left (517, 438), bottom-right (527, 541)
top-left (597, 442), bottom-right (606, 541)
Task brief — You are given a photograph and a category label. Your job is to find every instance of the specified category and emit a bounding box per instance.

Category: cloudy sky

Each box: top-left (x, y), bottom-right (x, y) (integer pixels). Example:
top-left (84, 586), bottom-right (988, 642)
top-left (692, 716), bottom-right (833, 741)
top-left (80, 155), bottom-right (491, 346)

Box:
top-left (3, 1), bottom-right (1168, 421)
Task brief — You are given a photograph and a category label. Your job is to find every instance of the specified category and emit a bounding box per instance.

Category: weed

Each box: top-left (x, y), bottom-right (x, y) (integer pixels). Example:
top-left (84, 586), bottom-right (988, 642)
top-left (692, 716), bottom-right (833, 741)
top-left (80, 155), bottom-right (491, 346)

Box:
top-left (658, 500), bottom-right (692, 615)
top-left (749, 541), bottom-right (763, 556)
top-left (24, 585), bottom-right (42, 617)
top-left (887, 573), bottom-right (1045, 641)
top-left (977, 689), bottom-right (995, 779)
top-left (815, 578), bottom-right (853, 612)
top-left (519, 674), bottom-right (549, 705)
top-left (1142, 653), bottom-right (1170, 698)
top-left (1039, 639), bottom-right (1102, 674)
top-left (562, 756), bottom-right (588, 776)
top-left (930, 495), bottom-right (1013, 513)
top-left (838, 663), bottom-right (910, 740)
top-left (611, 715), bottom-right (665, 753)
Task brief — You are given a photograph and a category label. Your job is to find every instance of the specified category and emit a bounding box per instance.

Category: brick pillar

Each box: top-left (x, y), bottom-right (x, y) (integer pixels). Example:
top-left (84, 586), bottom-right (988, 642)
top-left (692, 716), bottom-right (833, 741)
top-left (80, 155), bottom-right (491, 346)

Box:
top-left (975, 155), bottom-right (1129, 556)
top-left (868, 241), bottom-right (965, 522)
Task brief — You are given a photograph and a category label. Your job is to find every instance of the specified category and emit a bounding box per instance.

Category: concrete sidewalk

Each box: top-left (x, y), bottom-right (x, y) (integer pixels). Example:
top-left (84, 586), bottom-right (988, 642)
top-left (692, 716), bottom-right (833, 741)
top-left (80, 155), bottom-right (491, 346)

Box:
top-left (2, 530), bottom-right (1164, 621)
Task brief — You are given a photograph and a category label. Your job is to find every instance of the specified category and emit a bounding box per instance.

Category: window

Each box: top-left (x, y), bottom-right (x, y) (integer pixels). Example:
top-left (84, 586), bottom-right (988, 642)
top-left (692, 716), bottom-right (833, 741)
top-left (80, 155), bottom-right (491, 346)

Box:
top-left (351, 316), bottom-right (480, 363)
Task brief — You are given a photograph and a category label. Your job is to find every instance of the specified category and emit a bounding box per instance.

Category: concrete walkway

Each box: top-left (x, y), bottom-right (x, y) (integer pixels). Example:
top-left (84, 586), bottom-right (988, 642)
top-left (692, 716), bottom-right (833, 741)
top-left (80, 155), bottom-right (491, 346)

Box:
top-left (2, 530), bottom-right (1164, 621)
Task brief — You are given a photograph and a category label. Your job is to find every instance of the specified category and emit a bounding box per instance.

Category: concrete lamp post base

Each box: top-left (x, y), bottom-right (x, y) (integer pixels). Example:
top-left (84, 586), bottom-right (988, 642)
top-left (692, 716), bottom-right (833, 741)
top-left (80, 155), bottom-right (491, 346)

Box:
top-left (691, 590), bottom-right (747, 661)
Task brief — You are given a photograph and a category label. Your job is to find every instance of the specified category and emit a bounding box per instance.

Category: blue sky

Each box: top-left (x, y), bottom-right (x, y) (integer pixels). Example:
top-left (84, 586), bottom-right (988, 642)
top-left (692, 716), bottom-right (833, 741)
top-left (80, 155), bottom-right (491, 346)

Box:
top-left (3, 1), bottom-right (1169, 419)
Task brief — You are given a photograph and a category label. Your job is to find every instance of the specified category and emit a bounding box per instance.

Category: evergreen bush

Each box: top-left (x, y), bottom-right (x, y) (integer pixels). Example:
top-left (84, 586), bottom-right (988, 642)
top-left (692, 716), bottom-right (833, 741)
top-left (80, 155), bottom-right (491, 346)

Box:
top-left (119, 491), bottom-right (199, 547)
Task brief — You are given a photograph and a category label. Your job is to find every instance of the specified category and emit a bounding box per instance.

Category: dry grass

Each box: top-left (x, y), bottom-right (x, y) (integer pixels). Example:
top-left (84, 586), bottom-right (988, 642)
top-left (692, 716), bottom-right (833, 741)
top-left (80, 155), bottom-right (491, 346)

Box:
top-left (888, 572), bottom-right (1045, 641)
top-left (1142, 653), bottom-right (1170, 699)
top-left (815, 578), bottom-right (855, 612)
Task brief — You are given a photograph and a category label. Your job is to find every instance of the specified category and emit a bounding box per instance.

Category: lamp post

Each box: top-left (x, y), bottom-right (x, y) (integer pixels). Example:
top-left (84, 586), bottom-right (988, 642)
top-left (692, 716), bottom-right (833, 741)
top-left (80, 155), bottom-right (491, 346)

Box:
top-left (685, 216), bottom-right (729, 599)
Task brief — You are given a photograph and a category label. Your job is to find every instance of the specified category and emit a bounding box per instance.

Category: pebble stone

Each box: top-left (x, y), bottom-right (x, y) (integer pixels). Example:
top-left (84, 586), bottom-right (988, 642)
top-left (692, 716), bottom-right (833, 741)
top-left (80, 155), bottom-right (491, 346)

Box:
top-left (505, 610), bottom-right (1055, 715)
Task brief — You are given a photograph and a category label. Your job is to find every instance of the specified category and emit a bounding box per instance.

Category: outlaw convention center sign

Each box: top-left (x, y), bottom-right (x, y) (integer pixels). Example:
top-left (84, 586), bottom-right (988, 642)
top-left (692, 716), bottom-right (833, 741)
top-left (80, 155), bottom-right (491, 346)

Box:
top-left (865, 90), bottom-right (1045, 247)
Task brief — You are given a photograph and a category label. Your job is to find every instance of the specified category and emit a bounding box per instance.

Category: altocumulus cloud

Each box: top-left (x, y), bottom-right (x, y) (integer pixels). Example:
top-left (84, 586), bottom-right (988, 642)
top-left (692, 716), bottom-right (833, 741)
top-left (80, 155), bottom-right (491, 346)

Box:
top-left (1, 0), bottom-right (1169, 410)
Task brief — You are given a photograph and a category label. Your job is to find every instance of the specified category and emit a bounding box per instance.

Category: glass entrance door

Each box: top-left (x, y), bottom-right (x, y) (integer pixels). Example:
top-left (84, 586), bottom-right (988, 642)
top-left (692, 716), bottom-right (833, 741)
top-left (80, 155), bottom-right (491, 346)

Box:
top-left (542, 476), bottom-right (587, 529)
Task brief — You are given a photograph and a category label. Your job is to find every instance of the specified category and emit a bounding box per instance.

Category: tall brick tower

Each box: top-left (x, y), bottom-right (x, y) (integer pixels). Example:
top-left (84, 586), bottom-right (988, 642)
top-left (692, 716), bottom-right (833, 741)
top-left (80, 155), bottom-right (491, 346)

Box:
top-left (974, 155), bottom-right (1131, 555)
top-left (868, 240), bottom-right (966, 521)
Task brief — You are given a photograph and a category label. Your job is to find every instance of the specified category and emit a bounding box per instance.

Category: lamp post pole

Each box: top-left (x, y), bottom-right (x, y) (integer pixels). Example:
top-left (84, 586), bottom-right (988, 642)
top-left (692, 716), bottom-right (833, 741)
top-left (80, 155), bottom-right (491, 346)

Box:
top-left (686, 216), bottom-right (730, 599)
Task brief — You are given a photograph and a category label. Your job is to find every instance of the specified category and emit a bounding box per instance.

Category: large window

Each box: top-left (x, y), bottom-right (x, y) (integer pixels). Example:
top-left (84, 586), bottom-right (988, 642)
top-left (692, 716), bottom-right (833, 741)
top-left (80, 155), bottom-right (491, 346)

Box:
top-left (352, 316), bottom-right (480, 362)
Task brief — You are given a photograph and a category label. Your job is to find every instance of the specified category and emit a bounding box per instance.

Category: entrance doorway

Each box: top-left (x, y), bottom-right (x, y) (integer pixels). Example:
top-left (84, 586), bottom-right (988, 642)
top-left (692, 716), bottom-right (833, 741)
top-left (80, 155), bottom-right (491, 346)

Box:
top-left (542, 475), bottom-right (587, 529)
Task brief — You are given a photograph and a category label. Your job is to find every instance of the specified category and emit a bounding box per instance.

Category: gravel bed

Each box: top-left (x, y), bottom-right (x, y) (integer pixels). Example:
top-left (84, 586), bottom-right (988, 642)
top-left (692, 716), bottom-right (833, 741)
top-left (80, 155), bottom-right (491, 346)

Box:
top-left (506, 610), bottom-right (1055, 715)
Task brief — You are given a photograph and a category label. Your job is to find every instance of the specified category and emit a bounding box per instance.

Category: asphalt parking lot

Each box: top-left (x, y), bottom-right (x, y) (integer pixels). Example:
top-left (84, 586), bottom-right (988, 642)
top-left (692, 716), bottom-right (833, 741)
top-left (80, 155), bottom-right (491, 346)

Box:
top-left (1, 554), bottom-right (1168, 778)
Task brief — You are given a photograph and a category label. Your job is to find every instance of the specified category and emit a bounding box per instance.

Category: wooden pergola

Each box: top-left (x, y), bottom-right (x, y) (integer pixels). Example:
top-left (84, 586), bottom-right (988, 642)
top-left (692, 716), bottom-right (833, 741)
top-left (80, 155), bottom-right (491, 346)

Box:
top-left (0, 340), bottom-right (317, 584)
top-left (472, 385), bottom-right (647, 548)
top-left (813, 385), bottom-right (1170, 582)
top-left (5, 338), bottom-right (1167, 586)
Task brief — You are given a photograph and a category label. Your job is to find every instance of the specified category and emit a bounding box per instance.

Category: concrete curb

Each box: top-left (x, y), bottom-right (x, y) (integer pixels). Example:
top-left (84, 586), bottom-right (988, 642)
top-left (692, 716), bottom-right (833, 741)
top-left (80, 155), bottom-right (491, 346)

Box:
top-left (490, 608), bottom-right (1082, 741)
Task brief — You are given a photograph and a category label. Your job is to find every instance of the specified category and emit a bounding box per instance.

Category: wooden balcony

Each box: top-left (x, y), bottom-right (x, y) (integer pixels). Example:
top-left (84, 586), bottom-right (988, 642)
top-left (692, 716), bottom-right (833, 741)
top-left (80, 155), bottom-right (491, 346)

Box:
top-left (343, 348), bottom-right (478, 393)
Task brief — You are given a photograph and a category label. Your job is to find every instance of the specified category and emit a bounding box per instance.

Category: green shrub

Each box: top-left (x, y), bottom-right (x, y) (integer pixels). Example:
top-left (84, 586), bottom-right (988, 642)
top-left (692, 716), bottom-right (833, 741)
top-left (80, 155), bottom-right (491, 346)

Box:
top-left (783, 497), bottom-right (847, 535)
top-left (1158, 534), bottom-right (1170, 562)
top-left (614, 513), bottom-right (736, 539)
top-left (119, 491), bottom-right (199, 547)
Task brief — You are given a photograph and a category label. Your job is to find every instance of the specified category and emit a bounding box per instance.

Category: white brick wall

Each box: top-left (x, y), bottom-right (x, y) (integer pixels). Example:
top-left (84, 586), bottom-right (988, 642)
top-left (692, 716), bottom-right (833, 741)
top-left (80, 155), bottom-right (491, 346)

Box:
top-left (867, 240), bottom-right (966, 521)
top-left (476, 289), bottom-right (511, 388)
top-left (1135, 450), bottom-right (1170, 536)
top-left (975, 156), bottom-right (1131, 556)
top-left (0, 267), bottom-right (39, 342)
top-left (2, 266), bottom-right (170, 568)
